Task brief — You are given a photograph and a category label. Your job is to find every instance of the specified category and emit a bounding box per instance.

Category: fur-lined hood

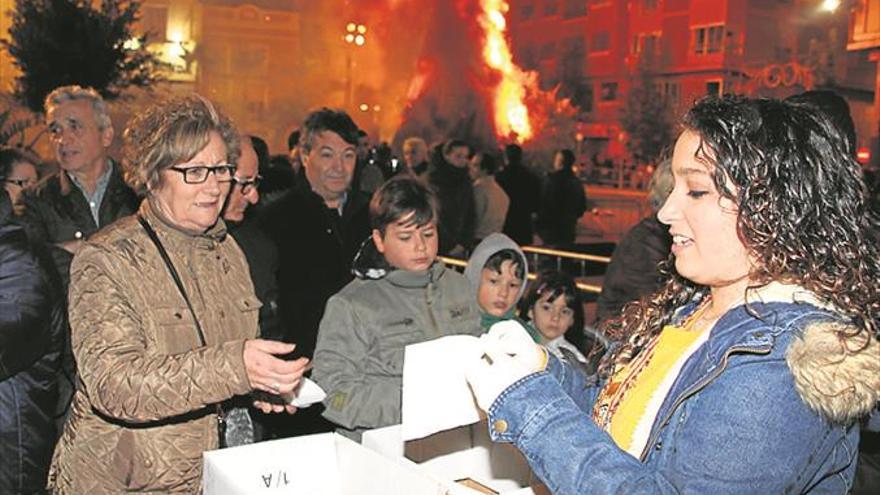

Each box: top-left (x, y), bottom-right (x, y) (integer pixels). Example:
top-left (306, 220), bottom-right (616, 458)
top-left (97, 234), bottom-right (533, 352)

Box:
top-left (743, 282), bottom-right (880, 424)
top-left (787, 320), bottom-right (879, 424)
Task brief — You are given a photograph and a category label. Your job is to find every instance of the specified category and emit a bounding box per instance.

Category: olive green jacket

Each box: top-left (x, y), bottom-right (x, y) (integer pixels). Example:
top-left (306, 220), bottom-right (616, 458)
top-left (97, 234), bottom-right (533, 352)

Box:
top-left (313, 240), bottom-right (480, 439)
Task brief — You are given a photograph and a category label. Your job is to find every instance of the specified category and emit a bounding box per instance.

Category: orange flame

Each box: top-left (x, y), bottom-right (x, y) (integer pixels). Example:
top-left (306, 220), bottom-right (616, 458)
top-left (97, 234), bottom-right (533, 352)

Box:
top-left (478, 0), bottom-right (534, 143)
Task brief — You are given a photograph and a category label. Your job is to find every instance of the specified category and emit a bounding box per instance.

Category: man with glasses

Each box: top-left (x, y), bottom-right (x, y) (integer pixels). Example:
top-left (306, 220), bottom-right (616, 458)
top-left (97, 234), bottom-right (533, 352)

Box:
top-left (224, 135), bottom-right (277, 330)
top-left (0, 147), bottom-right (39, 217)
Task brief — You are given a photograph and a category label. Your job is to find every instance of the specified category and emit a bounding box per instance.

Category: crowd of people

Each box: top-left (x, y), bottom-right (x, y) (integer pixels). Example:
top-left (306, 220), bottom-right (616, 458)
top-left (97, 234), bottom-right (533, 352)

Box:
top-left (0, 85), bottom-right (877, 494)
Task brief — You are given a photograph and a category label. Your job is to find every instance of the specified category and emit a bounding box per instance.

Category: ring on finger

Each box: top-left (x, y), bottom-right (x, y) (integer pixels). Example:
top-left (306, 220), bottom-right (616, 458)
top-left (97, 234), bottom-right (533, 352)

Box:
top-left (271, 382), bottom-right (281, 392)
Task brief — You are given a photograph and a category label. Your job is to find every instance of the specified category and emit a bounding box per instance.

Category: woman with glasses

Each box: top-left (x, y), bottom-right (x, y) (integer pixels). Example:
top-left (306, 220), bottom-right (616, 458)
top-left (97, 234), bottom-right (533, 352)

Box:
top-left (49, 94), bottom-right (309, 494)
top-left (0, 147), bottom-right (40, 216)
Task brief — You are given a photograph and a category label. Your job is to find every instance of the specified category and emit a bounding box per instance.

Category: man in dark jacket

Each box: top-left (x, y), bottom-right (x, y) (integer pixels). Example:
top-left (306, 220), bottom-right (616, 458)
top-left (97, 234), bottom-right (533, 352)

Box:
top-left (428, 139), bottom-right (475, 255)
top-left (496, 143), bottom-right (540, 246)
top-left (260, 109), bottom-right (371, 436)
top-left (21, 86), bottom-right (139, 289)
top-left (536, 149), bottom-right (587, 247)
top-left (19, 85), bottom-right (139, 435)
top-left (0, 188), bottom-right (65, 494)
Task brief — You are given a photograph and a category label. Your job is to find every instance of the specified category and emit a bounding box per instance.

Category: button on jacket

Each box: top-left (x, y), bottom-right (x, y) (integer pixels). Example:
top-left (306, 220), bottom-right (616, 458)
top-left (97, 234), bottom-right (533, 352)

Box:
top-left (487, 289), bottom-right (880, 494)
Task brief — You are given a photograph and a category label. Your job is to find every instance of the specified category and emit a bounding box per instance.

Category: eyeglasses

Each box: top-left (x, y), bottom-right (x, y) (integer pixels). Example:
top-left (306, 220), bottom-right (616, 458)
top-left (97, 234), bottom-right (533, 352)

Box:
top-left (232, 174), bottom-right (262, 194)
top-left (2, 177), bottom-right (37, 188)
top-left (168, 164), bottom-right (236, 184)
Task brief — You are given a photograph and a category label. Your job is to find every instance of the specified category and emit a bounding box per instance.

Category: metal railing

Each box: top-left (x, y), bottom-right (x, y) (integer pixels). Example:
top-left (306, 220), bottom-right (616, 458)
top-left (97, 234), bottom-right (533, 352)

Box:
top-left (440, 247), bottom-right (606, 294)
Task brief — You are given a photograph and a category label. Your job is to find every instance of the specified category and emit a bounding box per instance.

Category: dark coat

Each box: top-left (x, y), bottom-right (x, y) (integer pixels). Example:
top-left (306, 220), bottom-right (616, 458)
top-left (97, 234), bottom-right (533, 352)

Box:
top-left (19, 161), bottom-right (139, 431)
top-left (259, 182), bottom-right (371, 360)
top-left (0, 191), bottom-right (65, 494)
top-left (595, 216), bottom-right (672, 323)
top-left (496, 164), bottom-right (540, 246)
top-left (229, 214), bottom-right (282, 340)
top-left (427, 159), bottom-right (475, 253)
top-left (20, 160), bottom-right (140, 289)
top-left (536, 168), bottom-right (587, 246)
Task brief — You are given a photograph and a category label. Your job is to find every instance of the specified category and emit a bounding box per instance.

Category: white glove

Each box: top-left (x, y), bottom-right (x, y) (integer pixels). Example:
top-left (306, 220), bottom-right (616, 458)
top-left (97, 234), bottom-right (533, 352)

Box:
top-left (465, 322), bottom-right (548, 412)
top-left (465, 338), bottom-right (534, 412)
top-left (485, 320), bottom-right (548, 372)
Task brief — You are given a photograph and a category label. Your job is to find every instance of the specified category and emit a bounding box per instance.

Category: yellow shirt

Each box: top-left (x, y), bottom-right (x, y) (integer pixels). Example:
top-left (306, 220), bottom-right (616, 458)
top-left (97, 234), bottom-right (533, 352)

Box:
top-left (593, 308), bottom-right (711, 457)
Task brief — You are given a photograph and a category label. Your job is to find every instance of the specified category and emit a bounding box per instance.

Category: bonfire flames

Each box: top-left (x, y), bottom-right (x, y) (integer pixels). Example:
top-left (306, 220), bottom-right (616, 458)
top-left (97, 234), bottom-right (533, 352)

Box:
top-left (394, 0), bottom-right (571, 149)
top-left (477, 0), bottom-right (533, 142)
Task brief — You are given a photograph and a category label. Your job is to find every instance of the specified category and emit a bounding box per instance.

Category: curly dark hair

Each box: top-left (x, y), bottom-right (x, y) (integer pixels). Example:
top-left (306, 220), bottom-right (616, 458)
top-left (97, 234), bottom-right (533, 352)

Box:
top-left (599, 95), bottom-right (880, 377)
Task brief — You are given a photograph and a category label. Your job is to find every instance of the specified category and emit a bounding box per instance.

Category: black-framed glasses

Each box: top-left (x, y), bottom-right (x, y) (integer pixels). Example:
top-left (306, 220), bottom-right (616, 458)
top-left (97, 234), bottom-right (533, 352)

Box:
top-left (168, 164), bottom-right (236, 184)
top-left (232, 174), bottom-right (262, 194)
top-left (1, 177), bottom-right (37, 188)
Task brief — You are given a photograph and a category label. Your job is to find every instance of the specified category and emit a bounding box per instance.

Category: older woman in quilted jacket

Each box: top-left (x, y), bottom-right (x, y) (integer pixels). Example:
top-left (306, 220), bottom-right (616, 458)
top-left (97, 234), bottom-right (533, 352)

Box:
top-left (49, 94), bottom-right (310, 493)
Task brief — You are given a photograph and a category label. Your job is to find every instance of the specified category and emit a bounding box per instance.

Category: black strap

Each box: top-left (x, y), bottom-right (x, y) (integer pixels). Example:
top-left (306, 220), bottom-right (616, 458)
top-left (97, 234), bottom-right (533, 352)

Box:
top-left (137, 214), bottom-right (227, 444)
top-left (137, 214), bottom-right (208, 347)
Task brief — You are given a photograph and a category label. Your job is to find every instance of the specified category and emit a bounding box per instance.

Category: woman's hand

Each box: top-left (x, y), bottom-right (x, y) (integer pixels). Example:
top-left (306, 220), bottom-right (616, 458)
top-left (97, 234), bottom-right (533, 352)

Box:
top-left (252, 400), bottom-right (298, 415)
top-left (465, 321), bottom-right (547, 411)
top-left (243, 339), bottom-right (310, 397)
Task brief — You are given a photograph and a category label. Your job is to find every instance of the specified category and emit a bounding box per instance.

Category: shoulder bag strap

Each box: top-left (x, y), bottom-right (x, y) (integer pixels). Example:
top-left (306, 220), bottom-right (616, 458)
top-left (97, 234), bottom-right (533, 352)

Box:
top-left (137, 214), bottom-right (207, 347)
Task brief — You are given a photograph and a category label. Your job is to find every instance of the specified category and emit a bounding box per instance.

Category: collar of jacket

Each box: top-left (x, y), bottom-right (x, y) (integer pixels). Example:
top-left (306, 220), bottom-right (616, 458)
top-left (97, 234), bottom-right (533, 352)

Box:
top-left (57, 158), bottom-right (117, 197)
top-left (383, 261), bottom-right (446, 289)
top-left (673, 282), bottom-right (879, 425)
top-left (140, 197), bottom-right (227, 249)
top-left (0, 188), bottom-right (12, 224)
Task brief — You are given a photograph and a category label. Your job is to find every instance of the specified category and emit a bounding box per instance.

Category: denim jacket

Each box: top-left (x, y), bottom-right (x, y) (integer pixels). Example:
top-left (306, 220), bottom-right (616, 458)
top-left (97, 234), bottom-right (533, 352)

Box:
top-left (487, 287), bottom-right (880, 494)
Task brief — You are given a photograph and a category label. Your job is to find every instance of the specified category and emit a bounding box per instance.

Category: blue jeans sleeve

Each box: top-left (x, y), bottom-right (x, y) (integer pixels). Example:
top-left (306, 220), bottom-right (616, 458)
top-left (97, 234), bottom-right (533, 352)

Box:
top-left (485, 356), bottom-right (857, 494)
top-left (486, 372), bottom-right (680, 495)
top-left (544, 353), bottom-right (600, 413)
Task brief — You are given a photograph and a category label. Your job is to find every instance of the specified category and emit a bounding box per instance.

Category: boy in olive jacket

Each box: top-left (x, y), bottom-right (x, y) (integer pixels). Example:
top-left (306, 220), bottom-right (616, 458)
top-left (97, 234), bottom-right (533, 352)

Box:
top-left (312, 176), bottom-right (481, 440)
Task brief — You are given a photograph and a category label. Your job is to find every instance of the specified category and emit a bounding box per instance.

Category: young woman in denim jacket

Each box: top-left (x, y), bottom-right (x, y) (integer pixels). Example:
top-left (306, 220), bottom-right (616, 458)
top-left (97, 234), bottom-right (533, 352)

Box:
top-left (466, 95), bottom-right (880, 494)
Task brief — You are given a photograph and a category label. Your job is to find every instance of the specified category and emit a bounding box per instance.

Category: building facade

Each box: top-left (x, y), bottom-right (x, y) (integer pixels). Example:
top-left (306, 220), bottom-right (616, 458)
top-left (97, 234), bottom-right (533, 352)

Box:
top-left (507, 0), bottom-right (876, 167)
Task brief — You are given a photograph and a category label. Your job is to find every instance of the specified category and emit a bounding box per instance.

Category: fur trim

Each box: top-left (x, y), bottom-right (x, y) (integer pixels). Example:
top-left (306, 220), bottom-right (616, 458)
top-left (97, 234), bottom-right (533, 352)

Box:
top-left (786, 321), bottom-right (880, 424)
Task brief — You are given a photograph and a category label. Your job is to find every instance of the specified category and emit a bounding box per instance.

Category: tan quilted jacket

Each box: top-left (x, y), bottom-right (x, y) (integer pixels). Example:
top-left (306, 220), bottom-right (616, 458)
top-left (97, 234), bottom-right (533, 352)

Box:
top-left (49, 200), bottom-right (259, 494)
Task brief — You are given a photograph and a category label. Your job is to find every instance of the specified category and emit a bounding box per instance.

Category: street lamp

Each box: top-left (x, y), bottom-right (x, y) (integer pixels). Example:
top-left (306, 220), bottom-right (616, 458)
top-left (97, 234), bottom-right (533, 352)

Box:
top-left (820, 0), bottom-right (841, 12)
top-left (344, 22), bottom-right (367, 108)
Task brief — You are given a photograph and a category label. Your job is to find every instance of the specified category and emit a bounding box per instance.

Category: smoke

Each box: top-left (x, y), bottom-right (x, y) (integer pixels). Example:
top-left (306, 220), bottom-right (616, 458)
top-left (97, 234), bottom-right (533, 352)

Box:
top-left (295, 0), bottom-right (531, 153)
top-left (388, 0), bottom-right (498, 152)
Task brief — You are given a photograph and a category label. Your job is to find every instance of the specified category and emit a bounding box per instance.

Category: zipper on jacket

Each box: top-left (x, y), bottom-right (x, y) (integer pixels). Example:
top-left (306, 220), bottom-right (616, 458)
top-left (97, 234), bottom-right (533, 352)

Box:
top-left (425, 278), bottom-right (441, 336)
top-left (638, 344), bottom-right (771, 461)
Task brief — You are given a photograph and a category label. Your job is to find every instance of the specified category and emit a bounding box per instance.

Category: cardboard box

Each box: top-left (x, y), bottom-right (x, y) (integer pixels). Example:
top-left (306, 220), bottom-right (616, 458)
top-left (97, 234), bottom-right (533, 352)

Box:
top-left (363, 423), bottom-right (535, 495)
top-left (356, 336), bottom-right (537, 494)
top-left (203, 432), bottom-right (454, 495)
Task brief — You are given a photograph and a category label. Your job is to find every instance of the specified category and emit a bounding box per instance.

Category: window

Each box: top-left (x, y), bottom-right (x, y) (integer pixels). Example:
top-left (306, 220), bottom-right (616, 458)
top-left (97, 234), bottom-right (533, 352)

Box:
top-left (693, 25), bottom-right (725, 55)
top-left (663, 81), bottom-right (680, 104)
top-left (540, 41), bottom-right (557, 60)
top-left (140, 5), bottom-right (168, 39)
top-left (519, 46), bottom-right (537, 69)
top-left (632, 32), bottom-right (660, 55)
top-left (706, 80), bottom-right (722, 96)
top-left (543, 0), bottom-right (559, 16)
top-left (599, 81), bottom-right (618, 101)
top-left (641, 0), bottom-right (659, 10)
top-left (521, 3), bottom-right (535, 20)
top-left (563, 0), bottom-right (588, 18)
top-left (590, 31), bottom-right (610, 52)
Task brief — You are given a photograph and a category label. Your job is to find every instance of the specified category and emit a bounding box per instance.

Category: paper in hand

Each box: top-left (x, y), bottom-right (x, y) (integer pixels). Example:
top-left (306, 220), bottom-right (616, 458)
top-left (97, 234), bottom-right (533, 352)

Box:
top-left (287, 377), bottom-right (327, 408)
top-left (401, 335), bottom-right (485, 441)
